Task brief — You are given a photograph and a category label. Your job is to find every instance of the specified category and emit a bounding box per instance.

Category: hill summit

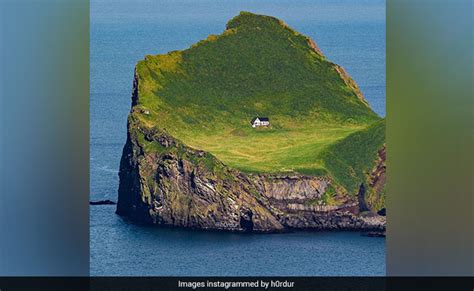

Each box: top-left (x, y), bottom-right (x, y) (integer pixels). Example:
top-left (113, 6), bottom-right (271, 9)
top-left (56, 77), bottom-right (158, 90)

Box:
top-left (135, 11), bottom-right (377, 126)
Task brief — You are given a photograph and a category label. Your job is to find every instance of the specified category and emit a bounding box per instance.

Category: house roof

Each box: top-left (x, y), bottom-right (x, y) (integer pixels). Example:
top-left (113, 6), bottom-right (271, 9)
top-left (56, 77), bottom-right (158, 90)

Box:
top-left (250, 117), bottom-right (270, 124)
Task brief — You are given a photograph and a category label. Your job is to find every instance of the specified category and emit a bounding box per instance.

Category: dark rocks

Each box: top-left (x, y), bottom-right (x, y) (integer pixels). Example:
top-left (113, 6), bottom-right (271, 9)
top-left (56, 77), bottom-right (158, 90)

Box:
top-left (362, 231), bottom-right (386, 238)
top-left (357, 183), bottom-right (370, 212)
top-left (377, 208), bottom-right (386, 216)
top-left (90, 200), bottom-right (116, 205)
top-left (239, 209), bottom-right (254, 232)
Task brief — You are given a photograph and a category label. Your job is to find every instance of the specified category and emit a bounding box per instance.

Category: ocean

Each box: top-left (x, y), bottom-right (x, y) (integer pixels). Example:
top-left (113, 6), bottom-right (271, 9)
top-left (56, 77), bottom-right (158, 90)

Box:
top-left (90, 0), bottom-right (386, 276)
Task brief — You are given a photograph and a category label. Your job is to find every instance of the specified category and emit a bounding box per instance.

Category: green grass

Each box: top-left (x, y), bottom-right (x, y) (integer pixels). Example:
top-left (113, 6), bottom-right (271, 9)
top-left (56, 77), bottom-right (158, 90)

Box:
top-left (130, 12), bottom-right (384, 194)
top-left (166, 122), bottom-right (366, 174)
top-left (320, 119), bottom-right (386, 194)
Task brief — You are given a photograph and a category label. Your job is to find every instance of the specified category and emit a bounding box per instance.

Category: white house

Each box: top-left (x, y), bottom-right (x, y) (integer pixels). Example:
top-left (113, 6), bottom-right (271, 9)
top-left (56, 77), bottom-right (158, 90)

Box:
top-left (251, 117), bottom-right (270, 128)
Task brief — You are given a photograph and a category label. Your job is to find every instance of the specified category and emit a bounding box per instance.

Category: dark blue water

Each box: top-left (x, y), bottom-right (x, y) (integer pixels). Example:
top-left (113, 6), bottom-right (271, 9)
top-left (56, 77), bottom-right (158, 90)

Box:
top-left (90, 206), bottom-right (385, 276)
top-left (90, 0), bottom-right (386, 276)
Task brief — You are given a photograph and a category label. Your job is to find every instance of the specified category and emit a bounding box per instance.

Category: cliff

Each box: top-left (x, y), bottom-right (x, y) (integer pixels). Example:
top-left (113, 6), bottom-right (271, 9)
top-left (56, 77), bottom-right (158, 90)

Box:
top-left (116, 12), bottom-right (386, 232)
top-left (117, 118), bottom-right (385, 232)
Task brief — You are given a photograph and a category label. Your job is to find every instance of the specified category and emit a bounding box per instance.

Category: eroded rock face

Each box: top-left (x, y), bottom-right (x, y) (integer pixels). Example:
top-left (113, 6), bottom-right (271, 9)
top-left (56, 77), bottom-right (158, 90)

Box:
top-left (116, 122), bottom-right (284, 232)
top-left (253, 175), bottom-right (330, 201)
top-left (360, 145), bottom-right (386, 212)
top-left (116, 121), bottom-right (386, 233)
top-left (368, 146), bottom-right (386, 199)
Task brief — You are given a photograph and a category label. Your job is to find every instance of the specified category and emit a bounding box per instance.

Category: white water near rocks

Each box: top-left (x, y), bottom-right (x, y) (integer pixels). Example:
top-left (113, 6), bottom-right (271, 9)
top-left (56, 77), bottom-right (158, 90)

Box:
top-left (90, 0), bottom-right (386, 276)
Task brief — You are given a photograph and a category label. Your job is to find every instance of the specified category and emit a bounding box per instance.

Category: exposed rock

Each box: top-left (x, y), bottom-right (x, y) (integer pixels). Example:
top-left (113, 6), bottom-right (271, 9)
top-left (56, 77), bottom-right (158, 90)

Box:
top-left (358, 183), bottom-right (370, 212)
top-left (253, 175), bottom-right (330, 201)
top-left (306, 37), bottom-right (324, 57)
top-left (377, 208), bottom-right (386, 216)
top-left (90, 200), bottom-right (116, 205)
top-left (334, 64), bottom-right (370, 107)
top-left (369, 147), bottom-right (386, 194)
top-left (362, 231), bottom-right (386, 238)
top-left (364, 146), bottom-right (386, 212)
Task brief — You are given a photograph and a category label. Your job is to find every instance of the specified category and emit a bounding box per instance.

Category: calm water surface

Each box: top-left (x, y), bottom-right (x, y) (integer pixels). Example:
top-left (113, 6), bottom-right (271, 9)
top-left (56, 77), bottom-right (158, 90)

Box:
top-left (90, 0), bottom-right (386, 276)
top-left (90, 206), bottom-right (385, 276)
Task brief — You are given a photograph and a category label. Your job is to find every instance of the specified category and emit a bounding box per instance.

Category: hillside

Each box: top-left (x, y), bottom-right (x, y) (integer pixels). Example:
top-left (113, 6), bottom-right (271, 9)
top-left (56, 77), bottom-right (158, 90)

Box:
top-left (132, 11), bottom-right (380, 176)
top-left (320, 119), bottom-right (386, 194)
top-left (117, 12), bottom-right (386, 232)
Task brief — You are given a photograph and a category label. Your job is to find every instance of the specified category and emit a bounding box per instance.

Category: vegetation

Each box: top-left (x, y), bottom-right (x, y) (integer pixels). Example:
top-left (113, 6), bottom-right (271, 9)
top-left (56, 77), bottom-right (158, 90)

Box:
top-left (319, 120), bottom-right (386, 195)
top-left (130, 12), bottom-right (384, 195)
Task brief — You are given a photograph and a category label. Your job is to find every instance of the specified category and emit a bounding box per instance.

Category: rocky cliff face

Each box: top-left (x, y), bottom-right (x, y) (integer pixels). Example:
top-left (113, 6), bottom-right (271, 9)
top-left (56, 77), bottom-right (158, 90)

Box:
top-left (116, 107), bottom-right (385, 232)
top-left (361, 146), bottom-right (386, 213)
top-left (117, 116), bottom-right (284, 232)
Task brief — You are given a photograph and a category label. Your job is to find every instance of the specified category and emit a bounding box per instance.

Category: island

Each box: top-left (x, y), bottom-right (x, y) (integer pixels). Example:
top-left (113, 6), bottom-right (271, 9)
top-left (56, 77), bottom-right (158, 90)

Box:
top-left (116, 12), bottom-right (386, 233)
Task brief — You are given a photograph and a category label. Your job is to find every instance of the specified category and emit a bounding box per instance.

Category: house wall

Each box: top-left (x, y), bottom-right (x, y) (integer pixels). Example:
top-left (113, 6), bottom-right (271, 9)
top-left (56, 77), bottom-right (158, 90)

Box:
top-left (252, 121), bottom-right (269, 127)
top-left (251, 118), bottom-right (270, 127)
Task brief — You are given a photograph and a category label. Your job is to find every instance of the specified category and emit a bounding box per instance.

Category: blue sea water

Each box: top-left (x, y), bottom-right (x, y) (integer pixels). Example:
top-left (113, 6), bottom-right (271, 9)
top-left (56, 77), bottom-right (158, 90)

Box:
top-left (90, 0), bottom-right (386, 276)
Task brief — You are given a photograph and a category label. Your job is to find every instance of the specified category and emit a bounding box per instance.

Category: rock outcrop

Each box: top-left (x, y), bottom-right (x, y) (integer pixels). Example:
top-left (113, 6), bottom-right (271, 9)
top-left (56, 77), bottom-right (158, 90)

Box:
top-left (90, 200), bottom-right (116, 205)
top-left (363, 146), bottom-right (387, 212)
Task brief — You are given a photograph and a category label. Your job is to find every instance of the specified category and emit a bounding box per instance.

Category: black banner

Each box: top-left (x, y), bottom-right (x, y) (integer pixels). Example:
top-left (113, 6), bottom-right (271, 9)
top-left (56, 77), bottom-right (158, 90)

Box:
top-left (0, 277), bottom-right (472, 291)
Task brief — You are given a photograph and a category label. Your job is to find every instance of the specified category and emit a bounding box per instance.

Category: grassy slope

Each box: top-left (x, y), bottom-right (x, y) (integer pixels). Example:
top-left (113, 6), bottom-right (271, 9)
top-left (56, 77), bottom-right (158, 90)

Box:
top-left (131, 12), bottom-right (384, 194)
top-left (319, 119), bottom-right (386, 194)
